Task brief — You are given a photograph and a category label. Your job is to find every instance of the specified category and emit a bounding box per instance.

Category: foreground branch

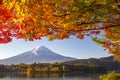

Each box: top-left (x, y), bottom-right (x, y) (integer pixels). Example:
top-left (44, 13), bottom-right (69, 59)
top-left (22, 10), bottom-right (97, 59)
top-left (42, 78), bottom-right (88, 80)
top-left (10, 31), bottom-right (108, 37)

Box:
top-left (56, 23), bottom-right (120, 32)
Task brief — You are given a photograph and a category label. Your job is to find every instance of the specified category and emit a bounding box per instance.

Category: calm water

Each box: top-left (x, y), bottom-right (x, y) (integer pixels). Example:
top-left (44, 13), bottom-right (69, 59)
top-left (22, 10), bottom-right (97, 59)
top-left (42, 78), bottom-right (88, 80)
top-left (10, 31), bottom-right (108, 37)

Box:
top-left (0, 73), bottom-right (101, 80)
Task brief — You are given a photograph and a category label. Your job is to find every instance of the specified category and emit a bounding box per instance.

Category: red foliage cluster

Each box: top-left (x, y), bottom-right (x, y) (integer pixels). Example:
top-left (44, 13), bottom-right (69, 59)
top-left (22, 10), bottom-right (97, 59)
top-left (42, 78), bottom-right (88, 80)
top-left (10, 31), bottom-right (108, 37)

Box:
top-left (0, 3), bottom-right (19, 43)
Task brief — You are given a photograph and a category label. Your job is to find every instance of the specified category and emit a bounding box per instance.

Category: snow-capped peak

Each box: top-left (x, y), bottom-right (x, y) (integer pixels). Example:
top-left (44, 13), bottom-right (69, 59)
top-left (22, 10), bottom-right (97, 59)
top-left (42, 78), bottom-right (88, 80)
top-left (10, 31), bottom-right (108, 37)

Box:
top-left (39, 46), bottom-right (49, 51)
top-left (32, 46), bottom-right (50, 55)
top-left (0, 45), bottom-right (76, 64)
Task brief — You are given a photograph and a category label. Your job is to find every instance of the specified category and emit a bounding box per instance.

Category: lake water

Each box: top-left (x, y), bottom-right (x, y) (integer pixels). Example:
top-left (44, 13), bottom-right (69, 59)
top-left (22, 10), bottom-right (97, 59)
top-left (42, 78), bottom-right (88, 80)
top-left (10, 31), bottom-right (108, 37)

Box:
top-left (0, 73), bottom-right (101, 80)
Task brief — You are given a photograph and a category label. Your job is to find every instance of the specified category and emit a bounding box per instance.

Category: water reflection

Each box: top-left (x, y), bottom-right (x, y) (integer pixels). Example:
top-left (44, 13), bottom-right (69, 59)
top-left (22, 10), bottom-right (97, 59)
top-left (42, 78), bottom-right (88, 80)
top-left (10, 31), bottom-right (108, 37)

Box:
top-left (0, 72), bottom-right (101, 80)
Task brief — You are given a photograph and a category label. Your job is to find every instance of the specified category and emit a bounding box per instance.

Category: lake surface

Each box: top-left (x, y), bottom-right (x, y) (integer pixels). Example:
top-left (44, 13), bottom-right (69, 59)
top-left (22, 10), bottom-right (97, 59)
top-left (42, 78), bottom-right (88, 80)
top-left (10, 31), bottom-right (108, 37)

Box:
top-left (0, 73), bottom-right (101, 80)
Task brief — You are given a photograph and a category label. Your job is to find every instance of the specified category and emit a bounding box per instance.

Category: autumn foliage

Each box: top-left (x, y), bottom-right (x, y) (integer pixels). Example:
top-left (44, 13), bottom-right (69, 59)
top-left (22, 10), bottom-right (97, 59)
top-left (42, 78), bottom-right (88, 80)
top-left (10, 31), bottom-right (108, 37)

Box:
top-left (0, 0), bottom-right (120, 58)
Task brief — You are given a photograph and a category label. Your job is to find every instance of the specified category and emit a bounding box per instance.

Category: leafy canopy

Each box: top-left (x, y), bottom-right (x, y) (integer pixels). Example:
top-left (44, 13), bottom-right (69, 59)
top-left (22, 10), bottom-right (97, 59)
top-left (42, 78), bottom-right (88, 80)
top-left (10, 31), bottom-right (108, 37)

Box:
top-left (0, 0), bottom-right (120, 58)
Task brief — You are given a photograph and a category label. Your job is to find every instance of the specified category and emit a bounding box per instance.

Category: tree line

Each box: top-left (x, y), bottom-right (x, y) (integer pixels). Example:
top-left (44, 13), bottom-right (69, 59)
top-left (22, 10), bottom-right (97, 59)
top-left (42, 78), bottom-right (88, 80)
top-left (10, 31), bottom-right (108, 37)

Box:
top-left (0, 63), bottom-right (107, 73)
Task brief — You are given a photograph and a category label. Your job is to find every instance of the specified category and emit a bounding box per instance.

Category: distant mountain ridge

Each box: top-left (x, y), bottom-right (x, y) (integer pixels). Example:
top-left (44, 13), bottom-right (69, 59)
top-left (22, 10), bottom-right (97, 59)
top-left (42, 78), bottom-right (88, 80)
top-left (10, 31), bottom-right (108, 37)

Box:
top-left (62, 56), bottom-right (120, 71)
top-left (99, 56), bottom-right (115, 61)
top-left (0, 46), bottom-right (76, 65)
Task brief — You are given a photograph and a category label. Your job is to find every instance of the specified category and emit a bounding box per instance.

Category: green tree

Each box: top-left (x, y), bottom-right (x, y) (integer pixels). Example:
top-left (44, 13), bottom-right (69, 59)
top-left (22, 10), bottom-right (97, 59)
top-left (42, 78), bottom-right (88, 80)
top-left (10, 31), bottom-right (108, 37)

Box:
top-left (100, 71), bottom-right (120, 80)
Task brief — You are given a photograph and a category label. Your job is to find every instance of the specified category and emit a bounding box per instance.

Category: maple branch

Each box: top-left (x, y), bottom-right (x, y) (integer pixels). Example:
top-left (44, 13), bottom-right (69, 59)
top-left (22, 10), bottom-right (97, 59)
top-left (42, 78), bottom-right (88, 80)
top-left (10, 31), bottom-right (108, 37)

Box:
top-left (53, 1), bottom-right (98, 17)
top-left (77, 21), bottom-right (103, 25)
top-left (53, 13), bottom-right (70, 17)
top-left (78, 1), bottom-right (114, 18)
top-left (54, 23), bottom-right (120, 32)
top-left (69, 24), bottom-right (120, 32)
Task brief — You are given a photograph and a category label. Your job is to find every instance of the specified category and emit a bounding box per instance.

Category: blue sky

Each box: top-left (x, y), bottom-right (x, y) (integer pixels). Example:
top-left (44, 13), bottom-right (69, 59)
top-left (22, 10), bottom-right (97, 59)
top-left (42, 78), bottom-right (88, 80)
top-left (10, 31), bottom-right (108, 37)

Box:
top-left (0, 37), bottom-right (111, 59)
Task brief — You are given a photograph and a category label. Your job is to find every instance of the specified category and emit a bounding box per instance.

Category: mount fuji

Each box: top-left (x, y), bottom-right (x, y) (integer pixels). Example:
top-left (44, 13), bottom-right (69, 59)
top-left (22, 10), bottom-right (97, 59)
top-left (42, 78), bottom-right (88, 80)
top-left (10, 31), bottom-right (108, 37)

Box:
top-left (0, 46), bottom-right (76, 64)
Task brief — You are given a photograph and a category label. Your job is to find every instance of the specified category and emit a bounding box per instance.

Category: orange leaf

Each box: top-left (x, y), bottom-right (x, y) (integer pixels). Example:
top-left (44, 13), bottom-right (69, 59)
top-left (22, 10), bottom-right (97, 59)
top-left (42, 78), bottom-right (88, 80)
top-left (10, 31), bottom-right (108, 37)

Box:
top-left (77, 33), bottom-right (84, 39)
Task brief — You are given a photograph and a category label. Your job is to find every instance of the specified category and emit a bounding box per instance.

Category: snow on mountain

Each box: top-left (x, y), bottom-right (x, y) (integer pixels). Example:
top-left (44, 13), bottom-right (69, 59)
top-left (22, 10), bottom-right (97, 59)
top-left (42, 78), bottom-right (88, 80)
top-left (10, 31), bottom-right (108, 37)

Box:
top-left (32, 46), bottom-right (56, 55)
top-left (0, 46), bottom-right (76, 65)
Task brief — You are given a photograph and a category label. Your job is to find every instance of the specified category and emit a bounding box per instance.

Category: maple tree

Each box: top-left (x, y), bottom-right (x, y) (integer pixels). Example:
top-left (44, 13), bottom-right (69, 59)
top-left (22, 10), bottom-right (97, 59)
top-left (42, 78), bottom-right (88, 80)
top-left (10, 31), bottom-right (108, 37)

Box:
top-left (0, 0), bottom-right (120, 58)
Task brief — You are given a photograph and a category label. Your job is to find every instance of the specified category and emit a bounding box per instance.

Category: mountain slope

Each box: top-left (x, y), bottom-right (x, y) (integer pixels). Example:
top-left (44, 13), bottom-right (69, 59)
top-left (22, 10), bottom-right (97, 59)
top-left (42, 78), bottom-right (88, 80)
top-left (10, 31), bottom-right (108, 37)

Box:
top-left (0, 46), bottom-right (76, 64)
top-left (62, 56), bottom-right (120, 71)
